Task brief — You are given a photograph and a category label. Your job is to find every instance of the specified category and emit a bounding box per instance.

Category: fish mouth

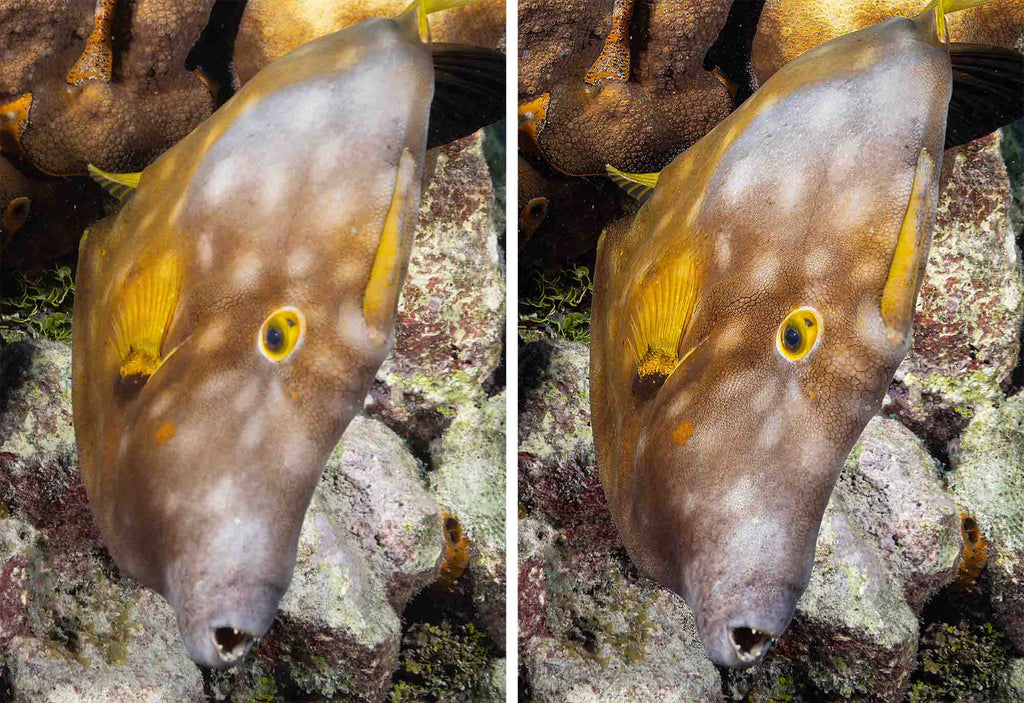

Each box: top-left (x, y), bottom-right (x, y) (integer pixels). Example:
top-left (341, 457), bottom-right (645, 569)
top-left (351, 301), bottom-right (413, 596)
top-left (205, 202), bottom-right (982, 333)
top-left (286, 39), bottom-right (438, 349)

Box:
top-left (210, 625), bottom-right (256, 665)
top-left (728, 625), bottom-right (775, 665)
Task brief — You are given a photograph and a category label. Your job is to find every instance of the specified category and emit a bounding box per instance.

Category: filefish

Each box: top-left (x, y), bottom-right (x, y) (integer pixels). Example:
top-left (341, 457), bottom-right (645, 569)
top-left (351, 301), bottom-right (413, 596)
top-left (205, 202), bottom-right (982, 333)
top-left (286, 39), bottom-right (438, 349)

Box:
top-left (590, 0), bottom-right (1022, 668)
top-left (72, 0), bottom-right (502, 668)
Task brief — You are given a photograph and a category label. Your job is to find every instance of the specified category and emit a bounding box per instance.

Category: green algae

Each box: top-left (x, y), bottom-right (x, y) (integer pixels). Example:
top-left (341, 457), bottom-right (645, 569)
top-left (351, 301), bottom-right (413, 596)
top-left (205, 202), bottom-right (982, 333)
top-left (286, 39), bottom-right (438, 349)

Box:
top-left (908, 621), bottom-right (1011, 702)
top-left (390, 620), bottom-right (496, 702)
top-left (519, 264), bottom-right (594, 344)
top-left (0, 264), bottom-right (74, 344)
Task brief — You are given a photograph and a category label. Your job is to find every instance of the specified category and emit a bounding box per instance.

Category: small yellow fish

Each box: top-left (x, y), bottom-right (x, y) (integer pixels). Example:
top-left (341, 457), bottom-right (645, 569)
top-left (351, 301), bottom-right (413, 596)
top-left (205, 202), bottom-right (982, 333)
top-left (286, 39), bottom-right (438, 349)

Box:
top-left (72, 0), bottom-right (502, 668)
top-left (591, 0), bottom-right (1021, 668)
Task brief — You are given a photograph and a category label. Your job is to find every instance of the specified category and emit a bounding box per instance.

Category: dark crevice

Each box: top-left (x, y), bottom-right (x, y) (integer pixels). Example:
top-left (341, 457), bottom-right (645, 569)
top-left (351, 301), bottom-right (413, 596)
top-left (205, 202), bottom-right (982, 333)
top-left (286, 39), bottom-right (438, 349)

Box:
top-left (185, 0), bottom-right (249, 106)
top-left (704, 0), bottom-right (766, 105)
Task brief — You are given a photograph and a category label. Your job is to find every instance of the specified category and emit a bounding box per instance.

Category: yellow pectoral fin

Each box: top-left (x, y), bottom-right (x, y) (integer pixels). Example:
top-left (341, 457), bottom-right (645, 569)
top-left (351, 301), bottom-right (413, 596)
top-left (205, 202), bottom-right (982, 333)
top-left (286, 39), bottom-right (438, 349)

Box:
top-left (627, 255), bottom-right (700, 384)
top-left (881, 148), bottom-right (936, 338)
top-left (111, 252), bottom-right (183, 379)
top-left (363, 148), bottom-right (419, 344)
top-left (606, 164), bottom-right (660, 204)
top-left (88, 164), bottom-right (141, 202)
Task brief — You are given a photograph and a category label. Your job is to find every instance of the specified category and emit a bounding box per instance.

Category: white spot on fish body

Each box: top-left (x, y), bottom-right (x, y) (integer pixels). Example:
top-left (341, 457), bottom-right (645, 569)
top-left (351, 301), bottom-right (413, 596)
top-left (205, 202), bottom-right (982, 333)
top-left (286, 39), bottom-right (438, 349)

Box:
top-left (196, 319), bottom-right (226, 350)
top-left (148, 390), bottom-right (176, 419)
top-left (197, 233), bottom-right (214, 270)
top-left (805, 248), bottom-right (829, 278)
top-left (758, 414), bottom-right (783, 450)
top-left (240, 413), bottom-right (264, 450)
top-left (779, 170), bottom-right (806, 213)
top-left (233, 381), bottom-right (261, 413)
top-left (723, 157), bottom-right (755, 203)
top-left (716, 237), bottom-right (731, 267)
top-left (232, 253), bottom-right (261, 286)
top-left (203, 156), bottom-right (242, 207)
top-left (287, 248), bottom-right (314, 277)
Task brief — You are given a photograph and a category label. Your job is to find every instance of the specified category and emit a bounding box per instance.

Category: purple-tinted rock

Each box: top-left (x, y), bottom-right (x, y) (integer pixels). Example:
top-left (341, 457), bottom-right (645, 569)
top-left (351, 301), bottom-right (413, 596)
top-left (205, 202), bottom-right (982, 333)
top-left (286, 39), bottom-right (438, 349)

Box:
top-left (431, 392), bottom-right (507, 649)
top-left (836, 416), bottom-right (961, 611)
top-left (371, 133), bottom-right (504, 449)
top-left (889, 131), bottom-right (1024, 448)
top-left (518, 339), bottom-right (617, 546)
top-left (518, 517), bottom-right (723, 702)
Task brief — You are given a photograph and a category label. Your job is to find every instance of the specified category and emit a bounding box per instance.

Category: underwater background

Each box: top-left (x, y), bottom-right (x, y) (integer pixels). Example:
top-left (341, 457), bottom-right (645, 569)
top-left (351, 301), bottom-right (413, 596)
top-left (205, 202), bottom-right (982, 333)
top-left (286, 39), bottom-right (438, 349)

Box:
top-left (517, 0), bottom-right (1024, 698)
top-left (0, 1), bottom-right (506, 700)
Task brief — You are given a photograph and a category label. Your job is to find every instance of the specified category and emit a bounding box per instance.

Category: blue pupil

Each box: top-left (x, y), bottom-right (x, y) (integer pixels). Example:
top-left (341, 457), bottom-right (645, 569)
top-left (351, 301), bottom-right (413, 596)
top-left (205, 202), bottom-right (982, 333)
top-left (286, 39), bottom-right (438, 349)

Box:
top-left (266, 325), bottom-right (285, 351)
top-left (783, 325), bottom-right (802, 351)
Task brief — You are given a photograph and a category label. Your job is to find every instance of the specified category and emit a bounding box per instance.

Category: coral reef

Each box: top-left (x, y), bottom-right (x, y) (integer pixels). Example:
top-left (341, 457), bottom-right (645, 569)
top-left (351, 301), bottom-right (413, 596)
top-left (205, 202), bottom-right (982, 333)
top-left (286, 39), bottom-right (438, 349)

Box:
top-left (752, 0), bottom-right (1024, 85)
top-left (0, 0), bottom-right (217, 176)
top-left (518, 0), bottom-right (734, 175)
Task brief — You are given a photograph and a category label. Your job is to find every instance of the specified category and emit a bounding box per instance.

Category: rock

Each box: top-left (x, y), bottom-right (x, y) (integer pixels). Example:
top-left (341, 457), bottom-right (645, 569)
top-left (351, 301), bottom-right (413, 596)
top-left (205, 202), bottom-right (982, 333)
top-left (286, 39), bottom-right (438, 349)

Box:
top-left (836, 417), bottom-right (961, 611)
top-left (947, 395), bottom-right (1024, 650)
top-left (228, 416), bottom-right (444, 702)
top-left (430, 392), bottom-right (506, 649)
top-left (518, 339), bottom-right (617, 547)
top-left (889, 132), bottom-right (1024, 450)
top-left (518, 519), bottom-right (723, 702)
top-left (6, 588), bottom-right (205, 703)
top-left (774, 494), bottom-right (920, 701)
top-left (998, 658), bottom-right (1024, 703)
top-left (0, 340), bottom-right (88, 535)
top-left (371, 133), bottom-right (504, 456)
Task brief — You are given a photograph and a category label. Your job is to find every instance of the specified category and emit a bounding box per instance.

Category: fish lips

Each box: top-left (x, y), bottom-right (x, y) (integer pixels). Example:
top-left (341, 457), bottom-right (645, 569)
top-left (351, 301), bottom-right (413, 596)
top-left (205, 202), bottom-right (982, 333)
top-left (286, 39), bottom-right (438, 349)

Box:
top-left (171, 576), bottom-right (285, 668)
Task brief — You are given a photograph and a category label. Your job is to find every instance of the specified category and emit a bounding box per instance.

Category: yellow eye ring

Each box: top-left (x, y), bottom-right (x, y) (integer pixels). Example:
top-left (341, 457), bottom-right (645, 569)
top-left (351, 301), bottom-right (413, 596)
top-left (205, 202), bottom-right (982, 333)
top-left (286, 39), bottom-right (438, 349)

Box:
top-left (776, 307), bottom-right (822, 361)
top-left (258, 307), bottom-right (304, 362)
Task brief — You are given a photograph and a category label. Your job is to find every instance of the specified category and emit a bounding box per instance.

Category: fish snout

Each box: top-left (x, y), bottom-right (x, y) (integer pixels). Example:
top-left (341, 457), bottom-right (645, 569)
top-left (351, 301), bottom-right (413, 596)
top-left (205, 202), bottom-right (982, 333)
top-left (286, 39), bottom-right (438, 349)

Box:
top-left (174, 580), bottom-right (284, 669)
top-left (696, 580), bottom-right (802, 669)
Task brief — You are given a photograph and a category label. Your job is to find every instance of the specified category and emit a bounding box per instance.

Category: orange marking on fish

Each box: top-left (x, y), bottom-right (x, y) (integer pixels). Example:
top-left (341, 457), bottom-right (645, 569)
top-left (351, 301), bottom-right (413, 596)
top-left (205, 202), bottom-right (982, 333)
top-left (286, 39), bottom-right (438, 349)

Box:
top-left (672, 420), bottom-right (695, 445)
top-left (154, 420), bottom-right (177, 445)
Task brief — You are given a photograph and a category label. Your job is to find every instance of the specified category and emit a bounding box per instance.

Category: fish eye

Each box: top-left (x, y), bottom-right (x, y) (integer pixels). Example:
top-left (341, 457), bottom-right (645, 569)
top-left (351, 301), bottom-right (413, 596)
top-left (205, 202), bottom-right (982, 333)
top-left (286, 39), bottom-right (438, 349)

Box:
top-left (258, 307), bottom-right (304, 361)
top-left (776, 307), bottom-right (821, 361)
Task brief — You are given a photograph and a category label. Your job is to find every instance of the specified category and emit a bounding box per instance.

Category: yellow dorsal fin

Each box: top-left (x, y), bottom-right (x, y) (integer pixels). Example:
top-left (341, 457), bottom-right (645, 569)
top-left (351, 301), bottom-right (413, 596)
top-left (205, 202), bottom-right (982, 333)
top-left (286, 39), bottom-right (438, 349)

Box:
top-left (626, 256), bottom-right (699, 382)
top-left (88, 164), bottom-right (141, 202)
top-left (923, 0), bottom-right (995, 37)
top-left (401, 0), bottom-right (475, 40)
top-left (111, 252), bottom-right (182, 379)
top-left (606, 165), bottom-right (660, 204)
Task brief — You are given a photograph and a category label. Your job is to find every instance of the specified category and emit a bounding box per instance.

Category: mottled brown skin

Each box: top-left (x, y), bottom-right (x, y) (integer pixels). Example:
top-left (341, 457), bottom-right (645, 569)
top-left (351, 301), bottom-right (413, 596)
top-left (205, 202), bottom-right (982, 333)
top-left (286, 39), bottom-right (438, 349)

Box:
top-left (3, 0), bottom-right (216, 175)
top-left (232, 0), bottom-right (506, 87)
top-left (753, 0), bottom-right (1024, 84)
top-left (592, 13), bottom-right (951, 667)
top-left (73, 14), bottom-right (433, 668)
top-left (518, 0), bottom-right (734, 175)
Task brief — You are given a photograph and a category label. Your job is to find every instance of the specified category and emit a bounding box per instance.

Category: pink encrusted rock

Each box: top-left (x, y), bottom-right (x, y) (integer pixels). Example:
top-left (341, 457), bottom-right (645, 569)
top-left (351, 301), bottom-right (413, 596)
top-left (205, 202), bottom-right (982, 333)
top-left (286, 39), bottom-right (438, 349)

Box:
top-left (888, 131), bottom-right (1024, 448)
top-left (0, 340), bottom-right (97, 545)
top-left (836, 416), bottom-right (961, 612)
top-left (518, 517), bottom-right (722, 703)
top-left (518, 339), bottom-right (618, 547)
top-left (370, 132), bottom-right (504, 450)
